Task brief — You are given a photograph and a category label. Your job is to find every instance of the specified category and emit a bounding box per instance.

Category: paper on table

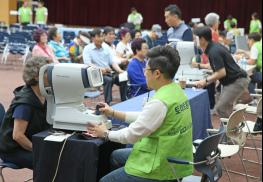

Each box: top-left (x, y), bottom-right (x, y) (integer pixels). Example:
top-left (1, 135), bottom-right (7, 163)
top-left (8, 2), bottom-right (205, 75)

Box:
top-left (44, 134), bottom-right (72, 142)
top-left (119, 71), bottom-right (128, 82)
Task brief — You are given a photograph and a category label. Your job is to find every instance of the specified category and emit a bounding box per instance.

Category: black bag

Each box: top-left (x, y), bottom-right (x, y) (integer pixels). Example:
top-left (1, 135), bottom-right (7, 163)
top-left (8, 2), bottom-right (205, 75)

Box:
top-left (253, 117), bottom-right (262, 132)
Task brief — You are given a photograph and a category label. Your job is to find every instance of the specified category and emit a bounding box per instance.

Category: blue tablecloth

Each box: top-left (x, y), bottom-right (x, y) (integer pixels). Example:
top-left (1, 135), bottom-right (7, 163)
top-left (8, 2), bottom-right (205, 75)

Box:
top-left (112, 88), bottom-right (212, 140)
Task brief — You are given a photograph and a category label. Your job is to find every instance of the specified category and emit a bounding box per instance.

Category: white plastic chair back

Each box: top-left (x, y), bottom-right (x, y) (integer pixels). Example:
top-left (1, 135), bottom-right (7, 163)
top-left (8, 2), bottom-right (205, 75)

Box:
top-left (226, 108), bottom-right (246, 146)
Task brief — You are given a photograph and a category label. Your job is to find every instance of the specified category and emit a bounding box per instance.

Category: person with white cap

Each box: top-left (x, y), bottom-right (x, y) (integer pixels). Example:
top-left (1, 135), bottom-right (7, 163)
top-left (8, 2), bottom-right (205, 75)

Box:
top-left (143, 24), bottom-right (163, 49)
top-left (68, 31), bottom-right (90, 63)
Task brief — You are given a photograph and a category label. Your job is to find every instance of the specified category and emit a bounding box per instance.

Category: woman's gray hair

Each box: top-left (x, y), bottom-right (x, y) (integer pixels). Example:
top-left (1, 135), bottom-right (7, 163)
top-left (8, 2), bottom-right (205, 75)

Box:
top-left (23, 56), bottom-right (50, 86)
top-left (205, 13), bottom-right (220, 27)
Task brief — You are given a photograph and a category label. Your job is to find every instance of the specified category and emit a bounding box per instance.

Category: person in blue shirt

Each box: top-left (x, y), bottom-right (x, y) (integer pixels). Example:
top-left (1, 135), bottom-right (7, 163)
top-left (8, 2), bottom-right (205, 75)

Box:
top-left (127, 38), bottom-right (149, 97)
top-left (164, 4), bottom-right (193, 42)
top-left (48, 27), bottom-right (71, 63)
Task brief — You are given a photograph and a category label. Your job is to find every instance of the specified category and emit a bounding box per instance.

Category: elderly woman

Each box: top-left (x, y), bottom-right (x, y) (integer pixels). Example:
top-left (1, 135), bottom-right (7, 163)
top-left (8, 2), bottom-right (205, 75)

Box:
top-left (32, 29), bottom-right (59, 63)
top-left (0, 57), bottom-right (51, 169)
top-left (48, 27), bottom-right (71, 63)
top-left (205, 12), bottom-right (220, 42)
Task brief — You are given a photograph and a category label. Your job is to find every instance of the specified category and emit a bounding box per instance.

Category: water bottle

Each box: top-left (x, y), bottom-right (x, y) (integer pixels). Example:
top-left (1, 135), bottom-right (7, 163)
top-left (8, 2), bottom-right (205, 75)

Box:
top-left (240, 58), bottom-right (247, 71)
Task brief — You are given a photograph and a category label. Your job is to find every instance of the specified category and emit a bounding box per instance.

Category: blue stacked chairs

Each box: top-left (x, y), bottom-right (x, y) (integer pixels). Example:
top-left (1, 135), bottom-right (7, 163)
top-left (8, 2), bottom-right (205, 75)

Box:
top-left (0, 32), bottom-right (9, 54)
top-left (22, 25), bottom-right (38, 33)
top-left (2, 32), bottom-right (30, 64)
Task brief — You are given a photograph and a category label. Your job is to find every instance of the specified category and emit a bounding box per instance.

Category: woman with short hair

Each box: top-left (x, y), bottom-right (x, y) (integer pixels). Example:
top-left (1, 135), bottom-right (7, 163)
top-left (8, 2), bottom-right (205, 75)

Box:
top-left (32, 29), bottom-right (59, 63)
top-left (0, 57), bottom-right (51, 169)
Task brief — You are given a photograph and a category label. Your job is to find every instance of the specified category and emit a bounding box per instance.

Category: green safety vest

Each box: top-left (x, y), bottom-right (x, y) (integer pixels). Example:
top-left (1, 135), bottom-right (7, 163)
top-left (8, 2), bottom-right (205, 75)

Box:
top-left (19, 7), bottom-right (32, 23)
top-left (128, 13), bottom-right (142, 30)
top-left (125, 83), bottom-right (193, 180)
top-left (250, 20), bottom-right (262, 33)
top-left (224, 18), bottom-right (237, 31)
top-left (35, 7), bottom-right (47, 24)
top-left (254, 41), bottom-right (262, 72)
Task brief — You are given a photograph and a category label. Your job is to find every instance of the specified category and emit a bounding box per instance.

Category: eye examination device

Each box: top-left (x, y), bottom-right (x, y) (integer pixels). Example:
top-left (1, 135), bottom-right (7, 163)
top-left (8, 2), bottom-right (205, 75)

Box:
top-left (39, 63), bottom-right (109, 131)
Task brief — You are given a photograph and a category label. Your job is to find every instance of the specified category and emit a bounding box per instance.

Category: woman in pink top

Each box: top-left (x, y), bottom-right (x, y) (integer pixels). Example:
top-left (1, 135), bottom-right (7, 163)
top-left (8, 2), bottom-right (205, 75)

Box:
top-left (32, 29), bottom-right (59, 63)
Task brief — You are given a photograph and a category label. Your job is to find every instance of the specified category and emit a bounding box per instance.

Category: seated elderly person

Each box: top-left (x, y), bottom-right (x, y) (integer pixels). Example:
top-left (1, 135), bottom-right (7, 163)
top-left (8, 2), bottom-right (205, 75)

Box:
top-left (32, 29), bottom-right (59, 63)
top-left (83, 29), bottom-right (127, 104)
top-left (143, 24), bottom-right (162, 49)
top-left (127, 38), bottom-right (149, 97)
top-left (48, 27), bottom-right (71, 63)
top-left (68, 31), bottom-right (90, 63)
top-left (0, 57), bottom-right (51, 169)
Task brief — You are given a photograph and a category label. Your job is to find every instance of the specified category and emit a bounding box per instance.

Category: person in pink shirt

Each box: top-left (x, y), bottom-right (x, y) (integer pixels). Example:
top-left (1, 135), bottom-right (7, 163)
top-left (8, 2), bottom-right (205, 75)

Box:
top-left (32, 29), bottom-right (59, 63)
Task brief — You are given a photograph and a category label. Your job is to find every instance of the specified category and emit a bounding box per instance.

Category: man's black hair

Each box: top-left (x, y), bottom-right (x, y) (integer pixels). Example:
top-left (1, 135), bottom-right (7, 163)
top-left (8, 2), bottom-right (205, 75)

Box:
top-left (165, 4), bottom-right (182, 19)
top-left (146, 46), bottom-right (180, 79)
top-left (252, 12), bottom-right (259, 19)
top-left (194, 26), bottom-right (212, 42)
top-left (103, 26), bottom-right (115, 35)
top-left (248, 32), bottom-right (262, 42)
top-left (90, 28), bottom-right (102, 38)
top-left (131, 38), bottom-right (146, 55)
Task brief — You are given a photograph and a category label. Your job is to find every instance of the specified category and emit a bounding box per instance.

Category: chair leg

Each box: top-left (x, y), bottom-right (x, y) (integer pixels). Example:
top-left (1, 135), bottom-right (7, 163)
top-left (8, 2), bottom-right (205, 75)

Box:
top-left (237, 151), bottom-right (250, 182)
top-left (243, 122), bottom-right (262, 178)
top-left (0, 167), bottom-right (5, 182)
top-left (221, 159), bottom-right (232, 182)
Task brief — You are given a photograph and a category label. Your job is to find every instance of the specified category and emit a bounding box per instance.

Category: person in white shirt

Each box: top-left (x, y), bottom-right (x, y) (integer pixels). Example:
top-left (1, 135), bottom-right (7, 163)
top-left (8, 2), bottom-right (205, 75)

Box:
top-left (103, 26), bottom-right (129, 67)
top-left (86, 46), bottom-right (193, 182)
top-left (83, 29), bottom-right (127, 104)
top-left (116, 28), bottom-right (133, 60)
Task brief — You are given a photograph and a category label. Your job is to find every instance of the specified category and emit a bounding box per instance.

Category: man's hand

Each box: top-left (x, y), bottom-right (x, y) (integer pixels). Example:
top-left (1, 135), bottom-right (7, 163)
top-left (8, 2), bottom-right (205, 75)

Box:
top-left (101, 68), bottom-right (112, 75)
top-left (195, 80), bottom-right (207, 88)
top-left (192, 61), bottom-right (199, 68)
top-left (85, 123), bottom-right (108, 138)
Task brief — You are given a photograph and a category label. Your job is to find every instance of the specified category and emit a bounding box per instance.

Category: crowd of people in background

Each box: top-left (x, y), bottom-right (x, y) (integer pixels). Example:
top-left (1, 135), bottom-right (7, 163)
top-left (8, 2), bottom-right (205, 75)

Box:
top-left (0, 2), bottom-right (262, 181)
top-left (9, 1), bottom-right (263, 110)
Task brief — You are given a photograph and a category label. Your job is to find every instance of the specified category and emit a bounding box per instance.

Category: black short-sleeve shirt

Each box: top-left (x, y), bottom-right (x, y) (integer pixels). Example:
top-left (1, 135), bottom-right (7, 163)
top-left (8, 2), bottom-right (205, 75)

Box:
top-left (205, 42), bottom-right (247, 86)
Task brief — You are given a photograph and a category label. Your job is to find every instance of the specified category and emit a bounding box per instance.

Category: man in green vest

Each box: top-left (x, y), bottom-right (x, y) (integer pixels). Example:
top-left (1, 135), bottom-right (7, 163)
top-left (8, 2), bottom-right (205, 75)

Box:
top-left (234, 32), bottom-right (262, 93)
top-left (127, 7), bottom-right (143, 30)
top-left (87, 46), bottom-right (193, 181)
top-left (35, 1), bottom-right (48, 25)
top-left (18, 1), bottom-right (32, 26)
top-left (224, 15), bottom-right (238, 31)
top-left (246, 33), bottom-right (262, 93)
top-left (250, 12), bottom-right (262, 34)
